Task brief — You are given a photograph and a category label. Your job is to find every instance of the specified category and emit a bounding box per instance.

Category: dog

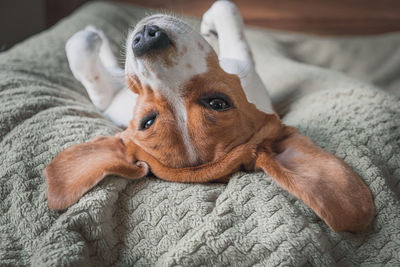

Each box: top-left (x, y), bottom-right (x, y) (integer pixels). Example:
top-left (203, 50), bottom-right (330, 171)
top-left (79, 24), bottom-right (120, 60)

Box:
top-left (44, 1), bottom-right (374, 232)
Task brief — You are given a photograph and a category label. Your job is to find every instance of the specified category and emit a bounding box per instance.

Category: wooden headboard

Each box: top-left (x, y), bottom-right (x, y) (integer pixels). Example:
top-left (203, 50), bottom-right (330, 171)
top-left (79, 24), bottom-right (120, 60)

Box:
top-left (47, 0), bottom-right (400, 35)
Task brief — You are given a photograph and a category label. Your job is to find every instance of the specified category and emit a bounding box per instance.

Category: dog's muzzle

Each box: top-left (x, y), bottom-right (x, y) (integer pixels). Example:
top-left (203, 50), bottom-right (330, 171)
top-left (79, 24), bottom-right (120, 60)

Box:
top-left (132, 25), bottom-right (171, 57)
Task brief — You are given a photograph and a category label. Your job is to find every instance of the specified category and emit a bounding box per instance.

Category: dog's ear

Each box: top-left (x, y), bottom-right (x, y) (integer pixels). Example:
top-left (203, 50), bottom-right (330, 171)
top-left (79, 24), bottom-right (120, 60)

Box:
top-left (43, 135), bottom-right (148, 210)
top-left (256, 126), bottom-right (374, 232)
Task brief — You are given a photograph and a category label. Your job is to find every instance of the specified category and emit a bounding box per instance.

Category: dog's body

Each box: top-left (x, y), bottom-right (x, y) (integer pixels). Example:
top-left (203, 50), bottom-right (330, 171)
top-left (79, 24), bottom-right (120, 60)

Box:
top-left (45, 1), bottom-right (374, 232)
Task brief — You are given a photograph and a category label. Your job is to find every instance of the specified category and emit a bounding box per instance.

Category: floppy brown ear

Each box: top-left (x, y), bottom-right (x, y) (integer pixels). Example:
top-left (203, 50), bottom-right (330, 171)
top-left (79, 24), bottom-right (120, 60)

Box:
top-left (256, 126), bottom-right (375, 232)
top-left (43, 135), bottom-right (148, 210)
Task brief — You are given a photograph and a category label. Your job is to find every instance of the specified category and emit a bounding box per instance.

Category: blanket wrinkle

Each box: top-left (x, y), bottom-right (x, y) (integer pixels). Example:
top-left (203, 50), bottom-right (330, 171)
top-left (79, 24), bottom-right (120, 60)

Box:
top-left (1, 1), bottom-right (400, 266)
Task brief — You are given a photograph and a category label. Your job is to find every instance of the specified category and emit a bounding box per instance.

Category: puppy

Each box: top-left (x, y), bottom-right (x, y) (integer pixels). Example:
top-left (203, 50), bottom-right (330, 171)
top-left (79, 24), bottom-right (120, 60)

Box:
top-left (44, 1), bottom-right (374, 232)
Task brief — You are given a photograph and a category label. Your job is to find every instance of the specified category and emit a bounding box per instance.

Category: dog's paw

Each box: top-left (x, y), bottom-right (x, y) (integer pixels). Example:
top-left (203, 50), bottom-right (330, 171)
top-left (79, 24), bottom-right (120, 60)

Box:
top-left (201, 1), bottom-right (239, 40)
top-left (200, 8), bottom-right (218, 40)
top-left (66, 26), bottom-right (103, 58)
top-left (84, 25), bottom-right (109, 44)
top-left (84, 25), bottom-right (119, 69)
top-left (200, 6), bottom-right (218, 42)
top-left (65, 26), bottom-right (105, 79)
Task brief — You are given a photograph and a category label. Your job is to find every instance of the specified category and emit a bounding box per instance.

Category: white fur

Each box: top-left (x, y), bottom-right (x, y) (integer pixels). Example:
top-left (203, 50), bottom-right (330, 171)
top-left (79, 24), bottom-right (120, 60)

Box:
top-left (65, 2), bottom-right (274, 163)
top-left (103, 88), bottom-right (138, 127)
top-left (201, 1), bottom-right (274, 114)
top-left (66, 26), bottom-right (136, 127)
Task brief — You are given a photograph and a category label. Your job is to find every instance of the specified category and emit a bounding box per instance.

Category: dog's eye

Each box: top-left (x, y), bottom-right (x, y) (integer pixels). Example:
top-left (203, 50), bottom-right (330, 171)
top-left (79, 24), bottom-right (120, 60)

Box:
top-left (199, 92), bottom-right (233, 112)
top-left (208, 98), bottom-right (230, 111)
top-left (139, 113), bottom-right (157, 130)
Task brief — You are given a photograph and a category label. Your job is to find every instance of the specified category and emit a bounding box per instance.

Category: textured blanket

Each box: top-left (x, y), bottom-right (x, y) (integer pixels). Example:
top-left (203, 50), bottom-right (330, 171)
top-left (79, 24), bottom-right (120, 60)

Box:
top-left (1, 2), bottom-right (399, 266)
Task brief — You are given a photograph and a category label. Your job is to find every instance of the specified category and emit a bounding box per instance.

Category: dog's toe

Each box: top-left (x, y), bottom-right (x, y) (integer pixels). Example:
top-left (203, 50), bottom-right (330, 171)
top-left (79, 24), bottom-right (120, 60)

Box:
top-left (66, 29), bottom-right (103, 55)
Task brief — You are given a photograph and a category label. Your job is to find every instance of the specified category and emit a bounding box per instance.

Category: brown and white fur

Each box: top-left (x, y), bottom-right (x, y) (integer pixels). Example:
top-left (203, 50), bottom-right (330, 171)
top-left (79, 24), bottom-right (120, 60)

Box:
top-left (45, 1), bottom-right (374, 232)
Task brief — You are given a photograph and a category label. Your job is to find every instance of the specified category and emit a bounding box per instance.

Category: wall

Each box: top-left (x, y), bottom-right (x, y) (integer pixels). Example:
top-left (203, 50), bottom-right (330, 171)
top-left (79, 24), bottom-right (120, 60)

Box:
top-left (0, 0), bottom-right (46, 51)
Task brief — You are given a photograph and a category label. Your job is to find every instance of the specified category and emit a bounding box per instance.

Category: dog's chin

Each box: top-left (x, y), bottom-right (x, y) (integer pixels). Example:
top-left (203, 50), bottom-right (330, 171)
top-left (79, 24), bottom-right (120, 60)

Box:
top-left (135, 139), bottom-right (259, 183)
top-left (136, 119), bottom-right (284, 182)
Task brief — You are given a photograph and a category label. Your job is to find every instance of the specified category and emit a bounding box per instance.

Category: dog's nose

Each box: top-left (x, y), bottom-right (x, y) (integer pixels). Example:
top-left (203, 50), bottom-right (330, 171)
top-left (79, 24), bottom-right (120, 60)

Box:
top-left (132, 25), bottom-right (171, 57)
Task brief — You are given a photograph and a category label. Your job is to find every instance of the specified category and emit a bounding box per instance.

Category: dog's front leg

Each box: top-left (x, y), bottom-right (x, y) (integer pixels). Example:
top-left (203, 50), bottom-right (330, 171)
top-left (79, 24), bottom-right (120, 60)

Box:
top-left (66, 26), bottom-right (136, 127)
top-left (201, 1), bottom-right (274, 114)
top-left (201, 1), bottom-right (254, 65)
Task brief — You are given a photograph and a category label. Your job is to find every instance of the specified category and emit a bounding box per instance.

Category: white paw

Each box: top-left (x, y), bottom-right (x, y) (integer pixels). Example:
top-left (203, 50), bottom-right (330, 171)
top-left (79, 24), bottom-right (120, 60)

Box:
top-left (66, 26), bottom-right (105, 80)
top-left (66, 26), bottom-right (103, 56)
top-left (200, 8), bottom-right (218, 39)
top-left (84, 26), bottom-right (118, 69)
top-left (201, 1), bottom-right (239, 40)
top-left (84, 25), bottom-right (108, 44)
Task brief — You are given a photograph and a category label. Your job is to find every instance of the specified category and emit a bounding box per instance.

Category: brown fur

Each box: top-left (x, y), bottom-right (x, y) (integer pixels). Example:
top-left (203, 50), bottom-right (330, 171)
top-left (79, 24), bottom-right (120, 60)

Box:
top-left (255, 126), bottom-right (375, 232)
top-left (44, 41), bottom-right (374, 233)
top-left (44, 136), bottom-right (148, 210)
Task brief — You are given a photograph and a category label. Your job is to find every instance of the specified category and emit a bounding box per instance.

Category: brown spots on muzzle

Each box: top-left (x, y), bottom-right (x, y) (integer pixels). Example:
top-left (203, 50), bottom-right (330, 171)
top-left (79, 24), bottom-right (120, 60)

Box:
top-left (139, 33), bottom-right (179, 68)
top-left (158, 39), bottom-right (179, 68)
top-left (180, 45), bottom-right (188, 56)
top-left (198, 42), bottom-right (204, 51)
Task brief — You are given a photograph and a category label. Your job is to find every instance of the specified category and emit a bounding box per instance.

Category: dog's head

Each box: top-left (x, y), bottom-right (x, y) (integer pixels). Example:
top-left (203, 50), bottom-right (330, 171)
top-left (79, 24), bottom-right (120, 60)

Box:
top-left (124, 14), bottom-right (272, 168)
top-left (44, 15), bottom-right (374, 232)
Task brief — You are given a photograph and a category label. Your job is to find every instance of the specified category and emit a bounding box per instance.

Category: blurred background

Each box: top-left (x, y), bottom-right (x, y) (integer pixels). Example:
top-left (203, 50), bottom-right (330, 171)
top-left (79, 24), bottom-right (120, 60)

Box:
top-left (1, 0), bottom-right (400, 51)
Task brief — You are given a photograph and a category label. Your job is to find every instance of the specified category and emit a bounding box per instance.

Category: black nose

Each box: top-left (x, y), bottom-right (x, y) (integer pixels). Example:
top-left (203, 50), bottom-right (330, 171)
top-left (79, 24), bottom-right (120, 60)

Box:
top-left (132, 25), bottom-right (171, 57)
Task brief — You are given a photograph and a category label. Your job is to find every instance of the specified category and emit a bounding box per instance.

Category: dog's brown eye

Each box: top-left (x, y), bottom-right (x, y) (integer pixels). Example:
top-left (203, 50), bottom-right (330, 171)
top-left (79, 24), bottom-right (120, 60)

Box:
top-left (199, 92), bottom-right (233, 111)
top-left (139, 113), bottom-right (157, 130)
top-left (209, 98), bottom-right (229, 111)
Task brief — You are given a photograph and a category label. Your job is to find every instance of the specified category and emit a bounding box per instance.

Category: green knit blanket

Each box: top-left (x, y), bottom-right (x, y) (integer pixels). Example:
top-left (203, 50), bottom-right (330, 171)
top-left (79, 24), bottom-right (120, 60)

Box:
top-left (1, 2), bottom-right (399, 266)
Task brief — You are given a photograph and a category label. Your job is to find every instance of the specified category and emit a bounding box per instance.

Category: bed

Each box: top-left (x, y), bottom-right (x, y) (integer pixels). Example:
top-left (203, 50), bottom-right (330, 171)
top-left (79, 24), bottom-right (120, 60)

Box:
top-left (0, 2), bottom-right (399, 266)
